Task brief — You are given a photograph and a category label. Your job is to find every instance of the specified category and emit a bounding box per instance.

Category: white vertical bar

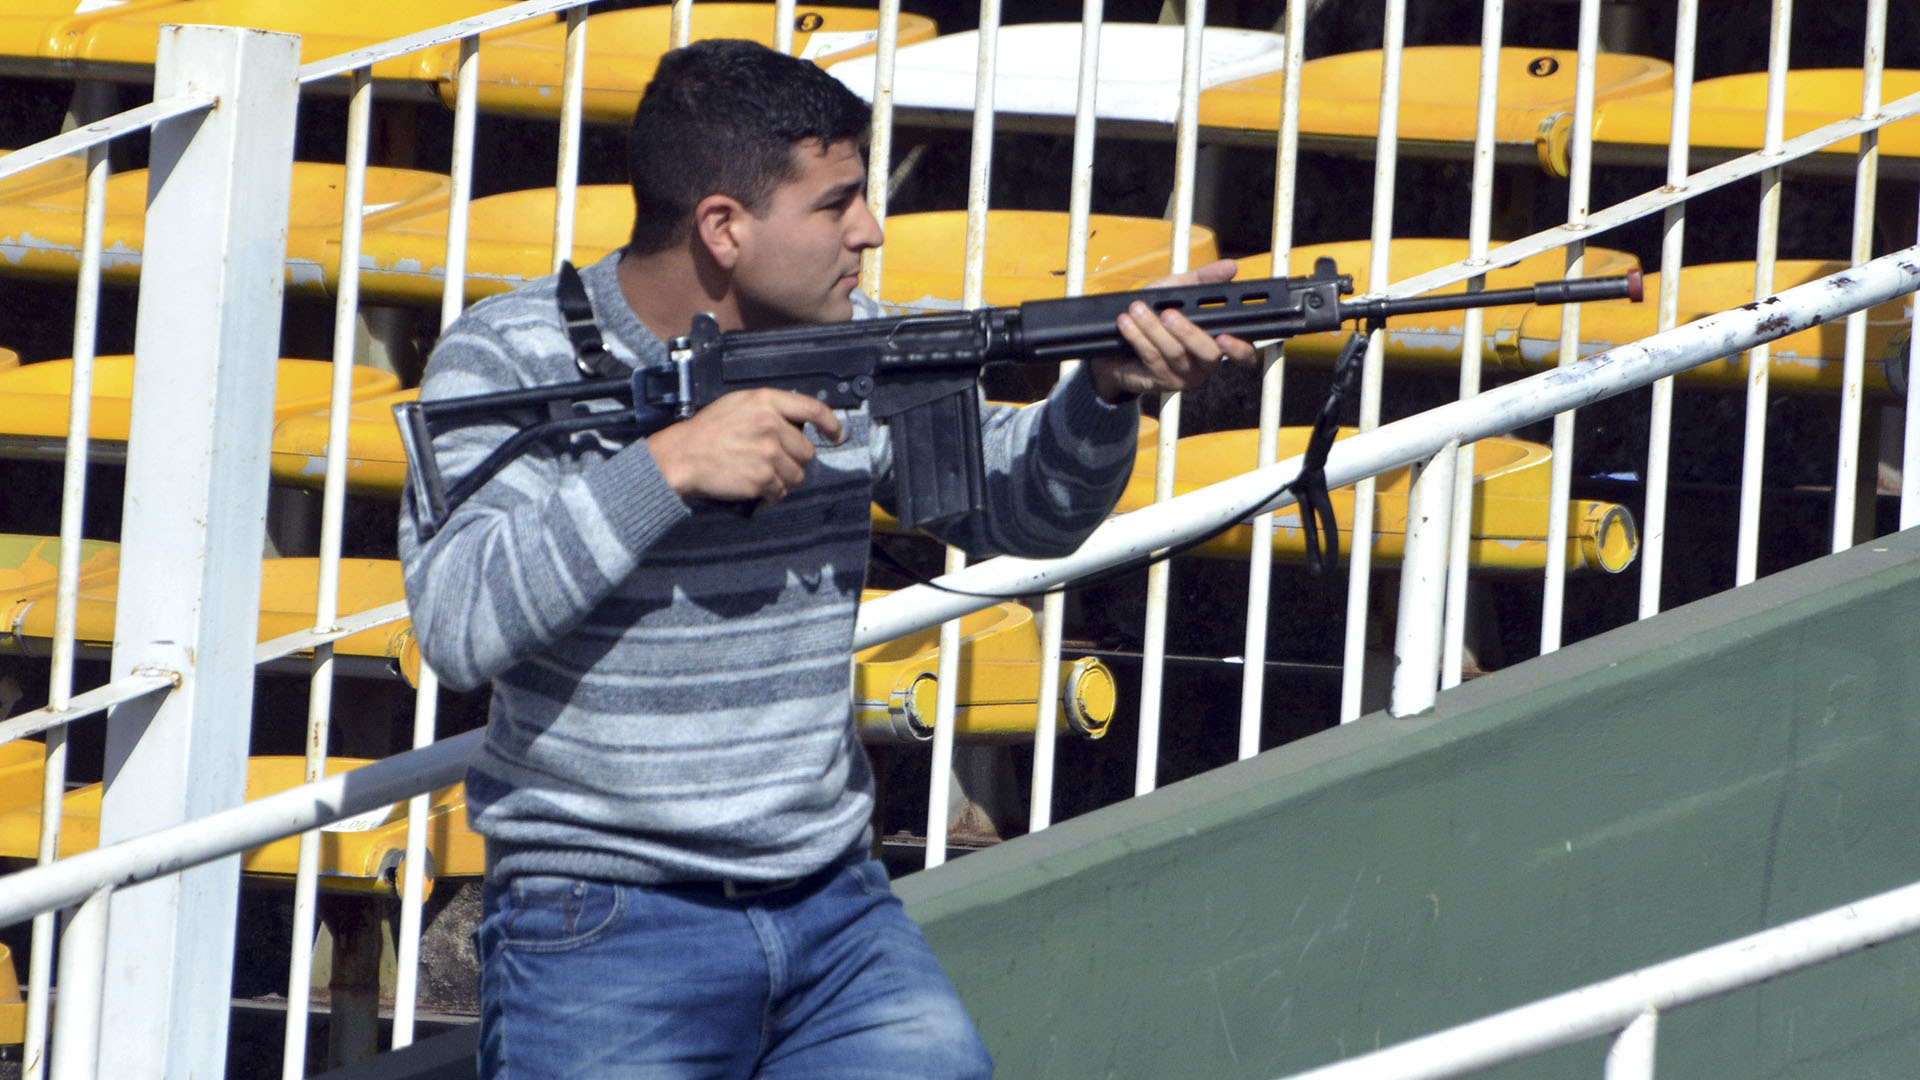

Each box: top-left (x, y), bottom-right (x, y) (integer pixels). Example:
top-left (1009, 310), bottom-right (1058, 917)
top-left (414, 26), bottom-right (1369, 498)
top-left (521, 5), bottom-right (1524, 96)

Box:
top-left (390, 672), bottom-right (440, 1048)
top-left (551, 7), bottom-right (589, 272)
top-left (1605, 1009), bottom-right (1661, 1080)
top-left (1338, 0), bottom-right (1406, 722)
top-left (926, 0), bottom-right (1003, 868)
top-left (1439, 0), bottom-right (1503, 688)
top-left (1539, 0), bottom-right (1601, 656)
top-left (285, 64), bottom-right (374, 1080)
top-left (1736, 0), bottom-right (1794, 587)
top-left (671, 0), bottom-right (692, 48)
top-left (1639, 0), bottom-right (1700, 620)
top-left (859, 0), bottom-right (901, 294)
top-left (49, 888), bottom-right (112, 1080)
top-left (23, 138), bottom-right (110, 1080)
top-left (1134, 0), bottom-right (1206, 794)
top-left (1031, 0), bottom-right (1106, 830)
top-left (1390, 446), bottom-right (1458, 716)
top-left (97, 25), bottom-right (299, 1080)
top-left (775, 0), bottom-right (796, 54)
top-left (1237, 0), bottom-right (1308, 754)
top-left (441, 35), bottom-right (481, 332)
top-left (1832, 0), bottom-right (1887, 552)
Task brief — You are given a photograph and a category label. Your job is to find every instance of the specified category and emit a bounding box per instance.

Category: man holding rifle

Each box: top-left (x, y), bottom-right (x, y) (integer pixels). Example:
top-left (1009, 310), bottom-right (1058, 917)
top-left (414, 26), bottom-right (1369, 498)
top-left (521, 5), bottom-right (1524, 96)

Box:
top-left (399, 37), bottom-right (1253, 1079)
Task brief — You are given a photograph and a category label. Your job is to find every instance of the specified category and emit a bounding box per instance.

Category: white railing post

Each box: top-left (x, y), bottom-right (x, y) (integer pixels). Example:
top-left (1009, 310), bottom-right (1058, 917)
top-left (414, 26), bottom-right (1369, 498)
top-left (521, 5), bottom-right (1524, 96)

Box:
top-left (95, 24), bottom-right (299, 1080)
top-left (1390, 445), bottom-right (1458, 716)
top-left (1605, 1009), bottom-right (1660, 1080)
top-left (49, 888), bottom-right (112, 1080)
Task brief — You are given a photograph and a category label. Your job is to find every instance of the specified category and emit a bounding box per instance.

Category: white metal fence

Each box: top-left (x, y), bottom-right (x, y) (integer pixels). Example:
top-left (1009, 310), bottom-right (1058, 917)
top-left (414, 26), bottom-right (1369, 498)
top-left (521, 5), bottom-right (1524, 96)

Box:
top-left (0, 0), bottom-right (1916, 1076)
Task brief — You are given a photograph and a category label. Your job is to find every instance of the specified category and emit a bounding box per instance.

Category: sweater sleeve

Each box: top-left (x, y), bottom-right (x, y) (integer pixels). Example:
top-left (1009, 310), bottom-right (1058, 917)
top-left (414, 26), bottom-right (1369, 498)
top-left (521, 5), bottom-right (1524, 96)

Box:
top-left (397, 301), bottom-right (693, 691)
top-left (869, 363), bottom-right (1141, 559)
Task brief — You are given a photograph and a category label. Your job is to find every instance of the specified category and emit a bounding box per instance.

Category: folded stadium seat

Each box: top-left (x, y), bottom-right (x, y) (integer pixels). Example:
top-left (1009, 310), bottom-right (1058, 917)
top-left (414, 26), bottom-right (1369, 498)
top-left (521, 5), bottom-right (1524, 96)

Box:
top-left (1202, 46), bottom-right (1670, 153)
top-left (827, 22), bottom-right (1287, 127)
top-left (47, 0), bottom-right (519, 80)
top-left (1232, 238), bottom-right (1642, 370)
top-left (0, 0), bottom-right (180, 69)
top-left (0, 346), bottom-right (18, 371)
top-left (1118, 429), bottom-right (1639, 574)
top-left (271, 388), bottom-right (421, 496)
top-left (0, 357), bottom-right (400, 458)
top-left (414, 2), bottom-right (938, 124)
top-left (875, 210), bottom-right (1220, 312)
top-left (332, 183), bottom-right (633, 305)
top-left (0, 939), bottom-right (19, 1048)
top-left (1566, 69), bottom-right (1920, 175)
top-left (854, 589), bottom-right (1115, 745)
top-left (0, 748), bottom-right (480, 900)
top-left (0, 154), bottom-right (449, 294)
top-left (1478, 260), bottom-right (1913, 395)
top-left (0, 535), bottom-right (421, 679)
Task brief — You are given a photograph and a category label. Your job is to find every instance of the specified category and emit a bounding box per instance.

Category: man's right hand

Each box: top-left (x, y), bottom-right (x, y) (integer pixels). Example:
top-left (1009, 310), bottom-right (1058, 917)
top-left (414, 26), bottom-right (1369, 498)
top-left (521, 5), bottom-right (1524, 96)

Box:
top-left (646, 388), bottom-right (846, 505)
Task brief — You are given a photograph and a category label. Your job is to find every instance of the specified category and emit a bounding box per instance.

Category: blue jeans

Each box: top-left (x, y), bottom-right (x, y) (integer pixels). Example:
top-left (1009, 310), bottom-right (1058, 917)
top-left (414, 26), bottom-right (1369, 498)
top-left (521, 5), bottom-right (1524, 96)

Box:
top-left (475, 854), bottom-right (994, 1079)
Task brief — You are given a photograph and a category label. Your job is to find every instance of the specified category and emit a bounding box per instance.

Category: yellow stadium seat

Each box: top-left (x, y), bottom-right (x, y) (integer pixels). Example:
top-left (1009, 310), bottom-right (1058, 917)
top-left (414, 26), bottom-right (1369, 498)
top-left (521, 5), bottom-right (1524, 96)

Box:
top-left (876, 210), bottom-right (1220, 312)
top-left (1234, 238), bottom-right (1642, 370)
top-left (0, 0), bottom-right (177, 66)
top-left (43, 0), bottom-right (519, 79)
top-left (0, 747), bottom-right (480, 901)
top-left (1119, 429), bottom-right (1639, 574)
top-left (271, 388), bottom-right (420, 496)
top-left (1479, 260), bottom-right (1912, 394)
top-left (0, 939), bottom-right (20, 1047)
top-left (1569, 69), bottom-right (1920, 174)
top-left (0, 357), bottom-right (400, 451)
top-left (1203, 46), bottom-right (1671, 148)
top-left (339, 183), bottom-right (633, 305)
top-left (853, 590), bottom-right (1115, 745)
top-left (416, 3), bottom-right (938, 123)
top-left (0, 154), bottom-right (449, 294)
top-left (0, 536), bottom-right (420, 678)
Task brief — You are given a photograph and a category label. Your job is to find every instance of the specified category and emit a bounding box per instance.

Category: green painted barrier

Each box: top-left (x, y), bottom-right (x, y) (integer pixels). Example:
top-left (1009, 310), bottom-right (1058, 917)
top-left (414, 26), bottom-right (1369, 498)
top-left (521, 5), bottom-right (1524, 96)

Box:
top-left (901, 529), bottom-right (1920, 1079)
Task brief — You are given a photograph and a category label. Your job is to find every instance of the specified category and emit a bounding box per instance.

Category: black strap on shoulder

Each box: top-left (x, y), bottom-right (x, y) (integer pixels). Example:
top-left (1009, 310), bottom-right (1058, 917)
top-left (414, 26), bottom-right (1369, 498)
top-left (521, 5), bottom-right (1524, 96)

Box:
top-left (1288, 329), bottom-right (1371, 574)
top-left (557, 261), bottom-right (626, 379)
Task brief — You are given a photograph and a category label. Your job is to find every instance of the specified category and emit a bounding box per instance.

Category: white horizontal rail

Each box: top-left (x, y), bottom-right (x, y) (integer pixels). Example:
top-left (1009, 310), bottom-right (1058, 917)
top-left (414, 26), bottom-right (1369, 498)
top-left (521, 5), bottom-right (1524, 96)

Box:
top-left (295, 0), bottom-right (587, 84)
top-left (0, 727), bottom-right (479, 928)
top-left (0, 670), bottom-right (176, 748)
top-left (1273, 874), bottom-right (1920, 1080)
top-left (252, 599), bottom-right (411, 666)
top-left (1389, 86), bottom-right (1920, 301)
top-left (857, 248), bottom-right (1920, 645)
top-left (6, 250), bottom-right (1918, 934)
top-left (0, 94), bottom-right (215, 180)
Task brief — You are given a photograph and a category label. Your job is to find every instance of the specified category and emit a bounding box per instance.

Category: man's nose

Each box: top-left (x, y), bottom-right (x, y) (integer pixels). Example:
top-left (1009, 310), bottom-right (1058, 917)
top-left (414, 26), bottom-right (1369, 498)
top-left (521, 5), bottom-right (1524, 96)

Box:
top-left (849, 198), bottom-right (884, 250)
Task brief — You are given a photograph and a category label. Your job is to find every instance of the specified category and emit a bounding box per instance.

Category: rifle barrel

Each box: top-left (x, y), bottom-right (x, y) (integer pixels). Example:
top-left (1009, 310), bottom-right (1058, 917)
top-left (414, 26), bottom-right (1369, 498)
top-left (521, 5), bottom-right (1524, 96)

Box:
top-left (1341, 269), bottom-right (1643, 322)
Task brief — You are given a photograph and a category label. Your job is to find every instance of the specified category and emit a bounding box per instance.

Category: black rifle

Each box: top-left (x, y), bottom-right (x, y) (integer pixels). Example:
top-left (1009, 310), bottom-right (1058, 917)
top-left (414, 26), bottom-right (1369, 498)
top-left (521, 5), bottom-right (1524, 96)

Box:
top-left (396, 258), bottom-right (1642, 543)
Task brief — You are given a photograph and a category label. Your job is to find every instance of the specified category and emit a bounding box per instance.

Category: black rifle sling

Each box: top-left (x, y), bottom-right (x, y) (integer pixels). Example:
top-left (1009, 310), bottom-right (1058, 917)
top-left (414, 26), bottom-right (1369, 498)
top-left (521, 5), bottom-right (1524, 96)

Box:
top-left (557, 261), bottom-right (627, 379)
top-left (1289, 330), bottom-right (1369, 574)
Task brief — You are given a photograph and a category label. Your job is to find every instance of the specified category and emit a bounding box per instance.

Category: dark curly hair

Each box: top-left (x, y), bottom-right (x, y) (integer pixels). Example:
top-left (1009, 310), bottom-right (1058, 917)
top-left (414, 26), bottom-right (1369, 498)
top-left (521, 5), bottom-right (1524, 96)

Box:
top-left (626, 39), bottom-right (872, 254)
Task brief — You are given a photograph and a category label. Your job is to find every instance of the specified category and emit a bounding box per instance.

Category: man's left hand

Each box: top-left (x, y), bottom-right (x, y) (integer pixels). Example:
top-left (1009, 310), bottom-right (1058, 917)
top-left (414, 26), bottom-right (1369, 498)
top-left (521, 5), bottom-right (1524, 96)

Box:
top-left (1089, 258), bottom-right (1259, 403)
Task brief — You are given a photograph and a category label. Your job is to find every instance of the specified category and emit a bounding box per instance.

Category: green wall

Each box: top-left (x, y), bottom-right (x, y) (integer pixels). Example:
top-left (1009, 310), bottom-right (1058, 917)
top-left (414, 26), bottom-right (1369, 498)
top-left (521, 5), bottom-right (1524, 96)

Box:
top-left (898, 530), bottom-right (1920, 1079)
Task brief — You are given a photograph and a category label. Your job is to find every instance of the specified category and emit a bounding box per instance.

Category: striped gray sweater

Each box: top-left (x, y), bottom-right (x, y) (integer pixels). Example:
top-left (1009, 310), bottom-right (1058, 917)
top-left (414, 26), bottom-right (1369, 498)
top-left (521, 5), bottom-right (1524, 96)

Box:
top-left (399, 250), bottom-right (1140, 885)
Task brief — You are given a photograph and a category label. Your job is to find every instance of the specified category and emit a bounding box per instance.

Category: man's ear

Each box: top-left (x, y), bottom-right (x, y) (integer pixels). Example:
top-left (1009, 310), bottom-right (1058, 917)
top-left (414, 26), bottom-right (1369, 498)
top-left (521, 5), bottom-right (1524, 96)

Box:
top-left (692, 194), bottom-right (749, 271)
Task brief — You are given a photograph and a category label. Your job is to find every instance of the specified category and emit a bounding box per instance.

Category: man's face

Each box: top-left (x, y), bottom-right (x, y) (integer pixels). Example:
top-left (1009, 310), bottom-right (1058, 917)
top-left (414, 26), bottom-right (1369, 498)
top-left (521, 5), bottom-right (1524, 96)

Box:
top-left (730, 138), bottom-right (884, 329)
